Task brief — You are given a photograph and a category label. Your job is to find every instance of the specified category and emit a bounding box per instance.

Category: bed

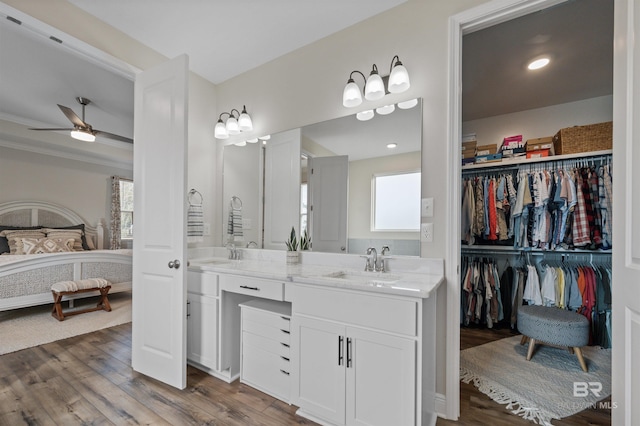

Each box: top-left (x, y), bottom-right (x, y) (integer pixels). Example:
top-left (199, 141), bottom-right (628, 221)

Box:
top-left (0, 200), bottom-right (132, 312)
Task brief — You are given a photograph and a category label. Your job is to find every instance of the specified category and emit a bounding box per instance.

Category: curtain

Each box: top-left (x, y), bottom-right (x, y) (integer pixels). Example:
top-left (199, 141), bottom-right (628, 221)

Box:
top-left (110, 176), bottom-right (122, 249)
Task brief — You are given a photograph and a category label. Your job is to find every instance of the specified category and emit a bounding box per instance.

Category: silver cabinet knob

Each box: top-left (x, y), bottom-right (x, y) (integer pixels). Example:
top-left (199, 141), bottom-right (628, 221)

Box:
top-left (168, 259), bottom-right (181, 269)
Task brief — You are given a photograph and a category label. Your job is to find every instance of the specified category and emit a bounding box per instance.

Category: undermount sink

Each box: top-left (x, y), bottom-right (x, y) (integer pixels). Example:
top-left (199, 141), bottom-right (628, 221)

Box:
top-left (190, 257), bottom-right (232, 266)
top-left (322, 270), bottom-right (402, 285)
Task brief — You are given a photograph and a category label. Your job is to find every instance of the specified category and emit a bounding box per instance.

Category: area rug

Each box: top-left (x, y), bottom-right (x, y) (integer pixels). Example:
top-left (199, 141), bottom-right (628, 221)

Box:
top-left (460, 335), bottom-right (611, 425)
top-left (0, 291), bottom-right (131, 355)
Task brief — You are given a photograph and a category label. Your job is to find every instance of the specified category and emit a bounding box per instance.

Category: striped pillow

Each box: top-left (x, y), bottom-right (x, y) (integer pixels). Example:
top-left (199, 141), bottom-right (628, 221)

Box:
top-left (0, 229), bottom-right (46, 254)
top-left (19, 237), bottom-right (75, 254)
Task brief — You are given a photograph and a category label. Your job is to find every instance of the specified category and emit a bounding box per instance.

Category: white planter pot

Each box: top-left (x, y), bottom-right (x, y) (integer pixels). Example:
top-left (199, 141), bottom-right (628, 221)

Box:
top-left (286, 251), bottom-right (299, 264)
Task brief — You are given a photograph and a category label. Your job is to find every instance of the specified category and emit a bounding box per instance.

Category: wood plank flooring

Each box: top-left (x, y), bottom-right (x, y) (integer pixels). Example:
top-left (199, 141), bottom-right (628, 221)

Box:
top-left (0, 322), bottom-right (610, 425)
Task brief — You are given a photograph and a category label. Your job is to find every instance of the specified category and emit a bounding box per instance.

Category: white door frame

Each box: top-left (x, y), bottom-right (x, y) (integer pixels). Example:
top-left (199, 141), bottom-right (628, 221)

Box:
top-left (445, 0), bottom-right (569, 419)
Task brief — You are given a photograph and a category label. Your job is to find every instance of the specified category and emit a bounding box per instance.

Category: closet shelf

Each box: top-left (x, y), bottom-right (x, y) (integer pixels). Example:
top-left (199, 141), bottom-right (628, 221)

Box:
top-left (461, 245), bottom-right (612, 255)
top-left (461, 149), bottom-right (612, 172)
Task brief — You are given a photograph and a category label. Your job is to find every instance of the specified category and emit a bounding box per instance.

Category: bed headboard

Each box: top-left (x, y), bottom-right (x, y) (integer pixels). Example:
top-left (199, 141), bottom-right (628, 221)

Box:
top-left (0, 200), bottom-right (105, 249)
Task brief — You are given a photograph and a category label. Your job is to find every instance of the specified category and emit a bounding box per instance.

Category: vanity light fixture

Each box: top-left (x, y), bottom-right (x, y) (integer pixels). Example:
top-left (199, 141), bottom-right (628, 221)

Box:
top-left (215, 105), bottom-right (253, 139)
top-left (342, 55), bottom-right (411, 108)
top-left (375, 104), bottom-right (395, 115)
top-left (356, 110), bottom-right (375, 121)
top-left (235, 140), bottom-right (247, 147)
top-left (397, 98), bottom-right (419, 109)
top-left (246, 138), bottom-right (259, 143)
top-left (355, 98), bottom-right (418, 121)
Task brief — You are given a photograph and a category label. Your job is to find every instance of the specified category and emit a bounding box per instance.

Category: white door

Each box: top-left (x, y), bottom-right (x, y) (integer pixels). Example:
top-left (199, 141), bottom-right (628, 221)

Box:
top-left (293, 316), bottom-right (346, 424)
top-left (308, 156), bottom-right (349, 253)
top-left (346, 327), bottom-right (415, 426)
top-left (132, 55), bottom-right (188, 389)
top-left (612, 1), bottom-right (640, 424)
top-left (263, 128), bottom-right (301, 249)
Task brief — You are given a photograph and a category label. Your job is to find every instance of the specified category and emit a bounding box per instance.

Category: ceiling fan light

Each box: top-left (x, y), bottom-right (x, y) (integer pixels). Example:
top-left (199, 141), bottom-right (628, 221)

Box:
top-left (356, 110), bottom-right (375, 121)
top-left (365, 71), bottom-right (385, 101)
top-left (388, 61), bottom-right (410, 94)
top-left (397, 98), bottom-right (418, 109)
top-left (215, 120), bottom-right (229, 139)
top-left (70, 129), bottom-right (95, 142)
top-left (226, 116), bottom-right (240, 135)
top-left (238, 106), bottom-right (253, 131)
top-left (343, 79), bottom-right (363, 108)
top-left (376, 104), bottom-right (395, 115)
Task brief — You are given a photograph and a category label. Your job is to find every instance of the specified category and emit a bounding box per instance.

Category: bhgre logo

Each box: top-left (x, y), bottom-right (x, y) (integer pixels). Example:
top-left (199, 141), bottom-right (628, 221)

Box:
top-left (573, 381), bottom-right (602, 397)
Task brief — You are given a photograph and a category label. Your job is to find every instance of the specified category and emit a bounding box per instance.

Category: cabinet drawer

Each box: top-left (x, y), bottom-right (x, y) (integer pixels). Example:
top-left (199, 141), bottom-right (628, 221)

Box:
top-left (243, 307), bottom-right (290, 332)
top-left (243, 320), bottom-right (290, 345)
top-left (220, 274), bottom-right (284, 301)
top-left (188, 271), bottom-right (218, 297)
top-left (242, 342), bottom-right (290, 401)
top-left (243, 331), bottom-right (290, 358)
top-left (292, 284), bottom-right (418, 336)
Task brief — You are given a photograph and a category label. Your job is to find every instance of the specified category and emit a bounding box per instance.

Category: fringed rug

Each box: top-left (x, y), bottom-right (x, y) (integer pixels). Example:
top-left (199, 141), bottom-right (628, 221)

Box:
top-left (460, 335), bottom-right (611, 425)
top-left (0, 291), bottom-right (131, 355)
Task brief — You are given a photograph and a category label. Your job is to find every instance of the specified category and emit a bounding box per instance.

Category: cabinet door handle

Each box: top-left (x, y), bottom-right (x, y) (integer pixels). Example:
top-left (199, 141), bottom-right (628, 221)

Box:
top-left (280, 316), bottom-right (290, 321)
top-left (280, 329), bottom-right (290, 334)
top-left (346, 337), bottom-right (352, 368)
top-left (239, 285), bottom-right (259, 291)
top-left (281, 342), bottom-right (290, 348)
top-left (280, 356), bottom-right (290, 362)
top-left (338, 335), bottom-right (344, 366)
top-left (186, 300), bottom-right (191, 318)
top-left (280, 369), bottom-right (290, 376)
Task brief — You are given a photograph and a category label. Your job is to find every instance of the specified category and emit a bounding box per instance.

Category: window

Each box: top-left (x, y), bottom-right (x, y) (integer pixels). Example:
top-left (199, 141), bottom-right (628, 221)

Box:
top-left (372, 171), bottom-right (420, 231)
top-left (300, 182), bottom-right (308, 235)
top-left (119, 179), bottom-right (134, 240)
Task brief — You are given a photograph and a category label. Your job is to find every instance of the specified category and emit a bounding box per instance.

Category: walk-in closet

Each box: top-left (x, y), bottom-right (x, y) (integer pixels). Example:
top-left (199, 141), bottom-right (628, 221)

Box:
top-left (456, 0), bottom-right (614, 423)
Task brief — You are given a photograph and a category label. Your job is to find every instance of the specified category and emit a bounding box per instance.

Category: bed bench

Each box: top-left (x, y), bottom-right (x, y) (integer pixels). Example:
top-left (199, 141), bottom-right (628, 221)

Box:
top-left (51, 278), bottom-right (112, 321)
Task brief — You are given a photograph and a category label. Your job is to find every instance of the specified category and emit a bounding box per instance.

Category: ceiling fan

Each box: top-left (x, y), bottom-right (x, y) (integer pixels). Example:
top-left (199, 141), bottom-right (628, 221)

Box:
top-left (30, 97), bottom-right (133, 144)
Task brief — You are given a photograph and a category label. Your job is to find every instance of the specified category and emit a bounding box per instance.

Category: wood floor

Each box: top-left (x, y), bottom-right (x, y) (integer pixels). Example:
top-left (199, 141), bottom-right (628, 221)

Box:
top-left (0, 322), bottom-right (610, 425)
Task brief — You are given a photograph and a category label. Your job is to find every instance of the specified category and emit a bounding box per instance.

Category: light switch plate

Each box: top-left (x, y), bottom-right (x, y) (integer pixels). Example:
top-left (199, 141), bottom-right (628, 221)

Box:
top-left (421, 197), bottom-right (434, 217)
top-left (421, 223), bottom-right (433, 242)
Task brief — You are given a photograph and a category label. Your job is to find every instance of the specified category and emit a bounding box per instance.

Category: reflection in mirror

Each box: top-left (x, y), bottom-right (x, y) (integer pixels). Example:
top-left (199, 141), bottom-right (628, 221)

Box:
top-left (222, 98), bottom-right (422, 255)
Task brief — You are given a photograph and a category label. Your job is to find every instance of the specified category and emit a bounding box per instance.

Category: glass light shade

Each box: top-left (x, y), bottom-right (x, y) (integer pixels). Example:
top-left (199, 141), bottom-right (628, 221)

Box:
top-left (215, 120), bottom-right (229, 139)
top-left (528, 57), bottom-right (550, 70)
top-left (70, 129), bottom-right (95, 142)
top-left (397, 98), bottom-right (418, 109)
top-left (246, 138), bottom-right (258, 143)
top-left (259, 134), bottom-right (271, 140)
top-left (235, 141), bottom-right (247, 146)
top-left (365, 72), bottom-right (385, 101)
top-left (226, 116), bottom-right (240, 135)
top-left (356, 110), bottom-right (375, 121)
top-left (238, 109), bottom-right (253, 131)
top-left (388, 63), bottom-right (410, 94)
top-left (376, 104), bottom-right (395, 115)
top-left (343, 80), bottom-right (363, 108)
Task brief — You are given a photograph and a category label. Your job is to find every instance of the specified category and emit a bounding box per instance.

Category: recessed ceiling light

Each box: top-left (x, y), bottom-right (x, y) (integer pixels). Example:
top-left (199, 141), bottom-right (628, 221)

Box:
top-left (387, 143), bottom-right (398, 149)
top-left (527, 57), bottom-right (550, 70)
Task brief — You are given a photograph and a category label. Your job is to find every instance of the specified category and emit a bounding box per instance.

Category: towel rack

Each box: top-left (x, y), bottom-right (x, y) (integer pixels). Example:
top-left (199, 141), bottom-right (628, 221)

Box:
top-left (188, 189), bottom-right (203, 205)
top-left (231, 195), bottom-right (243, 209)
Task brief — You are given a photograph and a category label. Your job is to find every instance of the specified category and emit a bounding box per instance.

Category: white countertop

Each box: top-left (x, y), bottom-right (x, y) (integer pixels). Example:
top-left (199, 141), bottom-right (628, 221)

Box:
top-left (188, 250), bottom-right (443, 298)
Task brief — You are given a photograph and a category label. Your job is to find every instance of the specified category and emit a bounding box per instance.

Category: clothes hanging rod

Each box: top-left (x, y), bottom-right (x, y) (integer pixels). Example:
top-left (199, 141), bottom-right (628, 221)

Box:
top-left (461, 246), bottom-right (612, 256)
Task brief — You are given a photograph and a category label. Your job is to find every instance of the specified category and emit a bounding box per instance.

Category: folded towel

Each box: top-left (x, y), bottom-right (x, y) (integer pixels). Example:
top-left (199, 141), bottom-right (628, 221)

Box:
top-left (187, 203), bottom-right (204, 243)
top-left (227, 206), bottom-right (244, 243)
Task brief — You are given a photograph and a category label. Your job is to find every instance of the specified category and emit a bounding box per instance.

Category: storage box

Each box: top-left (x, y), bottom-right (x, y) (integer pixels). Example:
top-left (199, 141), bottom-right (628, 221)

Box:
top-left (501, 147), bottom-right (526, 158)
top-left (462, 157), bottom-right (475, 166)
top-left (526, 149), bottom-right (551, 159)
top-left (461, 140), bottom-right (477, 152)
top-left (501, 135), bottom-right (523, 150)
top-left (552, 121), bottom-right (612, 155)
top-left (475, 153), bottom-right (502, 163)
top-left (526, 136), bottom-right (554, 152)
top-left (476, 144), bottom-right (497, 156)
top-left (462, 149), bottom-right (476, 159)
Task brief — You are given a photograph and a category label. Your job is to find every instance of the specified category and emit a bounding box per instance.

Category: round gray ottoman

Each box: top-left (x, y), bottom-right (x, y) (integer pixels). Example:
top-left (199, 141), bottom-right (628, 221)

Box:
top-left (517, 305), bottom-right (590, 372)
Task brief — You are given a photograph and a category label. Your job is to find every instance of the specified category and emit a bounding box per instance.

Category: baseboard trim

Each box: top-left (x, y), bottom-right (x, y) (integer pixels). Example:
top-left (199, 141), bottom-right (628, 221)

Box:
top-left (435, 392), bottom-right (450, 420)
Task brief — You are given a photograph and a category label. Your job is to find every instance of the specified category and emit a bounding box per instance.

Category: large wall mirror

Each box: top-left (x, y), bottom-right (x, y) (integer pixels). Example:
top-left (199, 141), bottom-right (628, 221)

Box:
top-left (222, 98), bottom-right (422, 256)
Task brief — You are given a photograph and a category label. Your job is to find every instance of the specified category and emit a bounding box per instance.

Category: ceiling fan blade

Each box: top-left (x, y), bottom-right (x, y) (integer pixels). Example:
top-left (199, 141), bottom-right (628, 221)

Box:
top-left (94, 130), bottom-right (133, 144)
top-left (28, 127), bottom-right (74, 131)
top-left (57, 104), bottom-right (87, 127)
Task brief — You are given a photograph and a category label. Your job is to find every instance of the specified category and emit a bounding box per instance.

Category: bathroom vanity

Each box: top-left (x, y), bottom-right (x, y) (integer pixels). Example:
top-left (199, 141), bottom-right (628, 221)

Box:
top-left (187, 248), bottom-right (443, 426)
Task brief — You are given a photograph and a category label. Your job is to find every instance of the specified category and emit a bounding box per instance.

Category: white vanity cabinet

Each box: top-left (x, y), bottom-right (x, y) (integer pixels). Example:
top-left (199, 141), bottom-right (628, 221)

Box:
top-left (239, 299), bottom-right (292, 402)
top-left (187, 270), bottom-right (219, 373)
top-left (291, 283), bottom-right (434, 426)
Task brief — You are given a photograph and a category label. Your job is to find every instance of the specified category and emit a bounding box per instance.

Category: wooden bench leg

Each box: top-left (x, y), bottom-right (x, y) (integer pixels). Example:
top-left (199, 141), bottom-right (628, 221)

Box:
top-left (520, 335), bottom-right (529, 345)
top-left (526, 338), bottom-right (536, 361)
top-left (51, 291), bottom-right (65, 321)
top-left (97, 287), bottom-right (112, 312)
top-left (574, 347), bottom-right (588, 372)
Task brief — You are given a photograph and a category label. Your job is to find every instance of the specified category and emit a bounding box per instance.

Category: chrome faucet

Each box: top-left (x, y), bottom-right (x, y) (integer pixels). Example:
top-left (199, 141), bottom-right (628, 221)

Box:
top-left (226, 243), bottom-right (241, 260)
top-left (246, 241), bottom-right (258, 248)
top-left (378, 246), bottom-right (390, 272)
top-left (365, 247), bottom-right (377, 272)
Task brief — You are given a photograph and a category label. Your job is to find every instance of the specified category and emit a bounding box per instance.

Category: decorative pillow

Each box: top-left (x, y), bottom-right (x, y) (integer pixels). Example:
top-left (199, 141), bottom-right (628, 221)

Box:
top-left (44, 224), bottom-right (91, 250)
top-left (0, 229), bottom-right (47, 254)
top-left (0, 226), bottom-right (43, 254)
top-left (43, 228), bottom-right (84, 251)
top-left (19, 237), bottom-right (75, 254)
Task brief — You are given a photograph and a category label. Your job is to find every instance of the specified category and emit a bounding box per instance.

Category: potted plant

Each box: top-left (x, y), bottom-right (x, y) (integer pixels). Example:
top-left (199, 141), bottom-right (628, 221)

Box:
top-left (285, 226), bottom-right (299, 264)
top-left (300, 228), bottom-right (311, 251)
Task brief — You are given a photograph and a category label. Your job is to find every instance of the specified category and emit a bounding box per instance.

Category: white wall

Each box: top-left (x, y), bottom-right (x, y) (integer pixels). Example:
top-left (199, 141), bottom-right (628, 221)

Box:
top-left (463, 95), bottom-right (613, 149)
top-left (0, 146), bottom-right (132, 227)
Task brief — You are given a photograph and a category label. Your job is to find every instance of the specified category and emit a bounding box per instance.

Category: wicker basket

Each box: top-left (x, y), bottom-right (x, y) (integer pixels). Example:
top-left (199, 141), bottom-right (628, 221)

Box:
top-left (552, 121), bottom-right (612, 155)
